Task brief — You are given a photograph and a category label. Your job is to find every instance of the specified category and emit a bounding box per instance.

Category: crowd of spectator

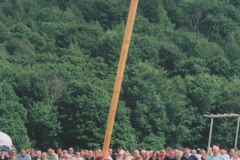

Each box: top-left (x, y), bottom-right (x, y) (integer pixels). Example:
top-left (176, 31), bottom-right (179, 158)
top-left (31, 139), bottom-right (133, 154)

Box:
top-left (0, 145), bottom-right (239, 160)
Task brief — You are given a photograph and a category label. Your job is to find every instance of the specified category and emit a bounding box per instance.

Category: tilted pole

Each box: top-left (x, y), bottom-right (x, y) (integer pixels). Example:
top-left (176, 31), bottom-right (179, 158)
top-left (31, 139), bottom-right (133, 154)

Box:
top-left (101, 0), bottom-right (139, 158)
top-left (234, 116), bottom-right (240, 158)
top-left (207, 118), bottom-right (214, 159)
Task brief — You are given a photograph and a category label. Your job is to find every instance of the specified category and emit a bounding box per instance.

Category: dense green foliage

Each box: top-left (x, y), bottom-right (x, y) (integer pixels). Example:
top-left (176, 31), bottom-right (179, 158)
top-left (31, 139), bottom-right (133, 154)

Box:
top-left (0, 0), bottom-right (240, 151)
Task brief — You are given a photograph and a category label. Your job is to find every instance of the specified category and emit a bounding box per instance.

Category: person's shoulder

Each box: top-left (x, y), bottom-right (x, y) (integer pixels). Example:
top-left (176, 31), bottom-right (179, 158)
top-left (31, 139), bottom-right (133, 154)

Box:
top-left (218, 155), bottom-right (225, 160)
top-left (164, 157), bottom-right (170, 160)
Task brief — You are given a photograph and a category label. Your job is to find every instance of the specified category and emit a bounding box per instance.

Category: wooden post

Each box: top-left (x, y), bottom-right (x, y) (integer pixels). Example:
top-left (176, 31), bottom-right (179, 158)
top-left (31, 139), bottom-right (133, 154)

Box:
top-left (102, 0), bottom-right (139, 158)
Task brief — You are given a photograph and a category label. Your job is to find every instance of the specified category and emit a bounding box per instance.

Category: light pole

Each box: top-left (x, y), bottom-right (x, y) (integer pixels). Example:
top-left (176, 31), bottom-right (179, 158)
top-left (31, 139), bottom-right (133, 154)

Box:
top-left (204, 113), bottom-right (239, 159)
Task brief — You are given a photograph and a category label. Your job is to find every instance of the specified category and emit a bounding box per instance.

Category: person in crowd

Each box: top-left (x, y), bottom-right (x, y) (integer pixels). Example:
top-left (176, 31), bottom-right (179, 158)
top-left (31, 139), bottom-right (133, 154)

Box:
top-left (191, 150), bottom-right (201, 160)
top-left (164, 149), bottom-right (177, 160)
top-left (133, 150), bottom-right (141, 160)
top-left (124, 150), bottom-right (133, 160)
top-left (145, 151), bottom-right (150, 160)
top-left (119, 152), bottom-right (130, 160)
top-left (18, 150), bottom-right (31, 160)
top-left (141, 150), bottom-right (146, 160)
top-left (104, 150), bottom-right (112, 160)
top-left (148, 151), bottom-right (159, 160)
top-left (230, 149), bottom-right (235, 160)
top-left (48, 150), bottom-right (58, 160)
top-left (32, 151), bottom-right (44, 160)
top-left (1, 150), bottom-right (8, 160)
top-left (207, 148), bottom-right (212, 156)
top-left (85, 150), bottom-right (94, 160)
top-left (220, 149), bottom-right (229, 160)
top-left (57, 148), bottom-right (63, 159)
top-left (30, 150), bottom-right (36, 158)
top-left (159, 150), bottom-right (166, 160)
top-left (234, 152), bottom-right (240, 160)
top-left (149, 152), bottom-right (153, 159)
top-left (9, 149), bottom-right (17, 160)
top-left (94, 150), bottom-right (100, 157)
top-left (135, 155), bottom-right (142, 160)
top-left (75, 152), bottom-right (84, 160)
top-left (62, 155), bottom-right (70, 160)
top-left (118, 147), bottom-right (124, 156)
top-left (60, 150), bottom-right (68, 159)
top-left (108, 148), bottom-right (115, 160)
top-left (68, 148), bottom-right (75, 157)
top-left (26, 150), bottom-right (30, 155)
top-left (84, 151), bottom-right (88, 158)
top-left (116, 154), bottom-right (122, 160)
top-left (42, 152), bottom-right (47, 160)
top-left (200, 149), bottom-right (207, 160)
top-left (176, 151), bottom-right (183, 160)
top-left (181, 147), bottom-right (198, 160)
top-left (175, 150), bottom-right (179, 157)
top-left (208, 146), bottom-right (224, 160)
top-left (98, 150), bottom-right (102, 156)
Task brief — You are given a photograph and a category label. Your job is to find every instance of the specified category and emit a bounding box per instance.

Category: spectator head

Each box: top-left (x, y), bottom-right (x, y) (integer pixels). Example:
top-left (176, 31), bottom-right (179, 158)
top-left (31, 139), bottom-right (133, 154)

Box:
top-left (69, 148), bottom-right (74, 154)
top-left (48, 148), bottom-right (52, 154)
top-left (145, 151), bottom-right (149, 158)
top-left (160, 149), bottom-right (166, 157)
top-left (200, 149), bottom-right (206, 155)
top-left (89, 150), bottom-right (93, 157)
top-left (141, 150), bottom-right (146, 157)
top-left (98, 149), bottom-right (102, 155)
top-left (63, 150), bottom-right (68, 155)
top-left (26, 149), bottom-right (30, 155)
top-left (21, 150), bottom-right (26, 157)
top-left (168, 149), bottom-right (175, 159)
top-left (50, 150), bottom-right (55, 156)
top-left (176, 151), bottom-right (183, 159)
top-left (76, 152), bottom-right (81, 158)
top-left (42, 152), bottom-right (47, 159)
top-left (125, 150), bottom-right (130, 157)
top-left (134, 150), bottom-right (140, 157)
top-left (118, 147), bottom-right (123, 153)
top-left (212, 146), bottom-right (220, 156)
top-left (11, 149), bottom-right (17, 156)
top-left (135, 155), bottom-right (142, 160)
top-left (80, 150), bottom-right (85, 157)
top-left (57, 148), bottom-right (62, 155)
top-left (230, 149), bottom-right (235, 157)
top-left (123, 152), bottom-right (128, 159)
top-left (191, 150), bottom-right (197, 155)
top-left (36, 151), bottom-right (42, 157)
top-left (152, 151), bottom-right (158, 158)
top-left (184, 148), bottom-right (191, 157)
top-left (108, 148), bottom-right (113, 155)
top-left (175, 149), bottom-right (179, 156)
top-left (149, 151), bottom-right (153, 157)
top-left (220, 149), bottom-right (224, 155)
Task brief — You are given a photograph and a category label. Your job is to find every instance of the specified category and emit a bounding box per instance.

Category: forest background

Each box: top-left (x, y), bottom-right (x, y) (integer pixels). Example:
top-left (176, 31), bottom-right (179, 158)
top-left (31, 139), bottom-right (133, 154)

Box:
top-left (1, 0), bottom-right (240, 152)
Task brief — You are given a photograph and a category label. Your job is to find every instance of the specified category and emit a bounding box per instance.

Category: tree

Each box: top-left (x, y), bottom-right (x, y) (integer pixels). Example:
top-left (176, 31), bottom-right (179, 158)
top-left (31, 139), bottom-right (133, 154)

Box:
top-left (57, 82), bottom-right (110, 149)
top-left (0, 81), bottom-right (30, 149)
top-left (172, 58), bottom-right (209, 78)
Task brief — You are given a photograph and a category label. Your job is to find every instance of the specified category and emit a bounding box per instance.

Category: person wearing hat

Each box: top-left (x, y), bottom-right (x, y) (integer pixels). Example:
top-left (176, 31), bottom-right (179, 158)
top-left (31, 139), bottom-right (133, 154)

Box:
top-left (1, 150), bottom-right (8, 160)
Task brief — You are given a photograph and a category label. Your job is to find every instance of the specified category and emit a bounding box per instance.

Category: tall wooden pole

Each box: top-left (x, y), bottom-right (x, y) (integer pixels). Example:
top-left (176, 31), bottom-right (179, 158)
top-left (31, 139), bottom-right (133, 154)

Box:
top-left (102, 0), bottom-right (139, 158)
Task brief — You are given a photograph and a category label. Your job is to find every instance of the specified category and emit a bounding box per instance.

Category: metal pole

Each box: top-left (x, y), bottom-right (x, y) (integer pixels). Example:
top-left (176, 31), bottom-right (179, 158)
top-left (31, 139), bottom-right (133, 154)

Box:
top-left (101, 0), bottom-right (139, 159)
top-left (234, 116), bottom-right (240, 158)
top-left (207, 118), bottom-right (214, 159)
